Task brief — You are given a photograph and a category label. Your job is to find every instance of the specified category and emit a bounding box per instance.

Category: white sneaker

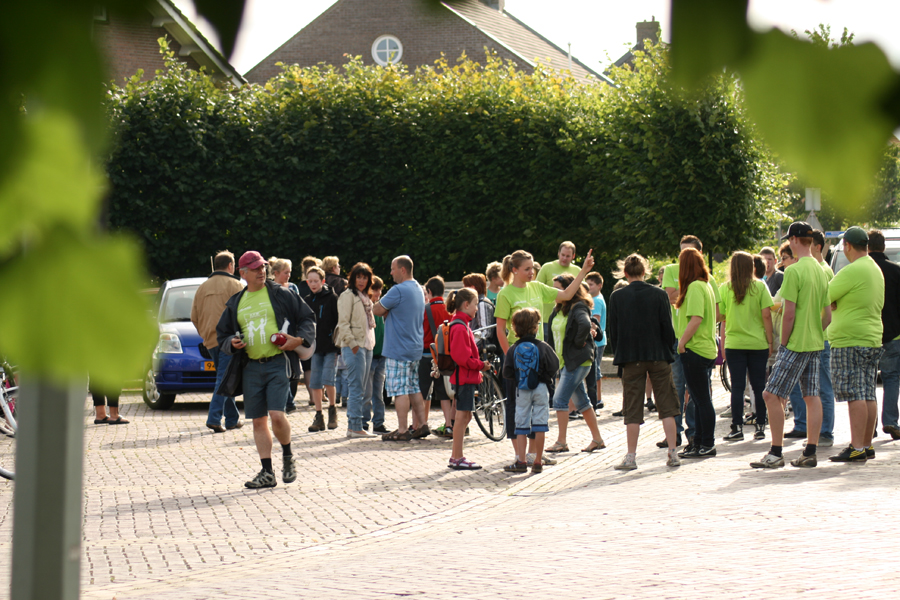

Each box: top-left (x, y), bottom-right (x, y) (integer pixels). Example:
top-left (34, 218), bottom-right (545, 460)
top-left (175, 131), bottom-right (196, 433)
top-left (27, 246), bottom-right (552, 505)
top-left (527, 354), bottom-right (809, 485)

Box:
top-left (526, 453), bottom-right (536, 466)
top-left (347, 429), bottom-right (374, 439)
top-left (750, 452), bottom-right (785, 469)
top-left (614, 453), bottom-right (638, 471)
top-left (666, 449), bottom-right (681, 467)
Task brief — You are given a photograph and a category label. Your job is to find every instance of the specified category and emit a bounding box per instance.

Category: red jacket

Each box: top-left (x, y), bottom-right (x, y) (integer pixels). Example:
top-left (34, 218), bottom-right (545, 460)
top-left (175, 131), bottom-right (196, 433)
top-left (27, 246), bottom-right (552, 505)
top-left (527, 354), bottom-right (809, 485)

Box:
top-left (423, 298), bottom-right (451, 351)
top-left (448, 312), bottom-right (485, 385)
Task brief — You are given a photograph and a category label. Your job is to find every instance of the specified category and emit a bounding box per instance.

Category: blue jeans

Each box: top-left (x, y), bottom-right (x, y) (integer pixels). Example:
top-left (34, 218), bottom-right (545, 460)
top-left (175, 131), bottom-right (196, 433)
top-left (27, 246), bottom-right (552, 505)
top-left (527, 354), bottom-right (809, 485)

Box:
top-left (789, 341), bottom-right (834, 438)
top-left (681, 349), bottom-right (717, 447)
top-left (725, 348), bottom-right (768, 427)
top-left (364, 356), bottom-right (387, 428)
top-left (672, 344), bottom-right (696, 438)
top-left (343, 346), bottom-right (373, 431)
top-left (551, 364), bottom-right (592, 413)
top-left (206, 347), bottom-right (241, 427)
top-left (880, 339), bottom-right (900, 429)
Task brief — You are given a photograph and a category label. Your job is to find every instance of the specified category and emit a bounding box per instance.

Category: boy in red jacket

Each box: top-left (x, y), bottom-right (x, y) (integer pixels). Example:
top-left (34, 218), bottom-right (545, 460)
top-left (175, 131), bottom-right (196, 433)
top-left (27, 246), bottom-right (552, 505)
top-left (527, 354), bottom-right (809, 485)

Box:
top-left (448, 289), bottom-right (491, 470)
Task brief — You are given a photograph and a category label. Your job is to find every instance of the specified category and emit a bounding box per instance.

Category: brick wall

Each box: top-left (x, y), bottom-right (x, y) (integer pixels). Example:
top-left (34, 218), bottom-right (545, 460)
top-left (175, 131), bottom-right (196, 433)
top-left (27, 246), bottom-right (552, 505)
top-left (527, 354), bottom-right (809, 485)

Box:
top-left (93, 8), bottom-right (202, 86)
top-left (245, 0), bottom-right (526, 84)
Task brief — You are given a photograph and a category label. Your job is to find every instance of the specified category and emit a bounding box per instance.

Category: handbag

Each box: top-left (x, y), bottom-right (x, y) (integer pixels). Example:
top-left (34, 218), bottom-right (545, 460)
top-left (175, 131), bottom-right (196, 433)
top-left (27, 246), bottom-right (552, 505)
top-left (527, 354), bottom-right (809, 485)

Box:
top-left (218, 349), bottom-right (248, 397)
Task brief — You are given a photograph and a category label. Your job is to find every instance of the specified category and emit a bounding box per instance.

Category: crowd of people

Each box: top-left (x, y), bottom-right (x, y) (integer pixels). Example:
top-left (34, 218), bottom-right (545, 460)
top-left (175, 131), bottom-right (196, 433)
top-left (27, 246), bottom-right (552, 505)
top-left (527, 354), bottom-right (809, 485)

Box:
top-left (185, 222), bottom-right (899, 488)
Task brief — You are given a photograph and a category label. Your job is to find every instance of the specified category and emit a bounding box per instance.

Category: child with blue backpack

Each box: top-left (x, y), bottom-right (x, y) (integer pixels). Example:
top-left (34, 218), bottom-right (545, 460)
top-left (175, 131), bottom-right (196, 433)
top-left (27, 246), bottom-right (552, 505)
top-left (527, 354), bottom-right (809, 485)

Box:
top-left (501, 308), bottom-right (560, 474)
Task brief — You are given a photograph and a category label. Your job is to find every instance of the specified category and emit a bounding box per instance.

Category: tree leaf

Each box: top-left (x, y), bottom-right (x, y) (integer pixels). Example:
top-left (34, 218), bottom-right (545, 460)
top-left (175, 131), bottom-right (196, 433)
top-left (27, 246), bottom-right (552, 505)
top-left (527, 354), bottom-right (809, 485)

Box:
top-left (670, 0), bottom-right (751, 88)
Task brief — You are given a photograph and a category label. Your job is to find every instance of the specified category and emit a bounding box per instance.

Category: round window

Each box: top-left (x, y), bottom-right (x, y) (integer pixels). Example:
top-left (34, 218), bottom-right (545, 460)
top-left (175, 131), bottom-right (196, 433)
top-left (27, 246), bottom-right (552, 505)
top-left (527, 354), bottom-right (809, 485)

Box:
top-left (371, 35), bottom-right (403, 66)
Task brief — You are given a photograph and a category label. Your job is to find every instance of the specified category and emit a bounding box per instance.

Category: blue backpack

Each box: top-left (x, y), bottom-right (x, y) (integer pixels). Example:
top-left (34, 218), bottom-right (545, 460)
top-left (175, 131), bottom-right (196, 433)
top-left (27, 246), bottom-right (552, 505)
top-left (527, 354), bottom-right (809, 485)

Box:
top-left (514, 341), bottom-right (540, 391)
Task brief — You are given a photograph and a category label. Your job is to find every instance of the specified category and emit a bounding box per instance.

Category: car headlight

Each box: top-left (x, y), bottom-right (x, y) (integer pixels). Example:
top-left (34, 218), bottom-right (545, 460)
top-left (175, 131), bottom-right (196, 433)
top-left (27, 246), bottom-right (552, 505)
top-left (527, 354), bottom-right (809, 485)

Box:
top-left (155, 333), bottom-right (183, 355)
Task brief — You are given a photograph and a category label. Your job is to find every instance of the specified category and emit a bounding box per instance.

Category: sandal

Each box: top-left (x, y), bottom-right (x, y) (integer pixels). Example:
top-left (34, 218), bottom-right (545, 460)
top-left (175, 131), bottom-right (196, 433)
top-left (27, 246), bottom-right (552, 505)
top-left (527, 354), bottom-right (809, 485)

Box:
top-left (93, 417), bottom-right (109, 424)
top-left (107, 416), bottom-right (130, 425)
top-left (531, 462), bottom-right (543, 474)
top-left (546, 441), bottom-right (569, 453)
top-left (448, 457), bottom-right (482, 470)
top-left (582, 439), bottom-right (606, 453)
top-left (381, 429), bottom-right (414, 442)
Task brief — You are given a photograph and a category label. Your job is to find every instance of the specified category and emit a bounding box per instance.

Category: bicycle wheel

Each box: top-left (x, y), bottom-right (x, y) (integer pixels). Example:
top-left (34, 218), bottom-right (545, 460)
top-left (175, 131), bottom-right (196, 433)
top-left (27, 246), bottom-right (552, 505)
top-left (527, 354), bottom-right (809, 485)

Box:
top-left (473, 373), bottom-right (506, 441)
top-left (0, 388), bottom-right (16, 481)
top-left (720, 360), bottom-right (731, 392)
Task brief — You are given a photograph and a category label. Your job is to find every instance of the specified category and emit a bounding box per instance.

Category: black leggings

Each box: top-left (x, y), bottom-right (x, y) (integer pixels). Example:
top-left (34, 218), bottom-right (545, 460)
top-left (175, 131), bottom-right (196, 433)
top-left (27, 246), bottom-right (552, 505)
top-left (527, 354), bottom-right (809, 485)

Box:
top-left (89, 384), bottom-right (120, 408)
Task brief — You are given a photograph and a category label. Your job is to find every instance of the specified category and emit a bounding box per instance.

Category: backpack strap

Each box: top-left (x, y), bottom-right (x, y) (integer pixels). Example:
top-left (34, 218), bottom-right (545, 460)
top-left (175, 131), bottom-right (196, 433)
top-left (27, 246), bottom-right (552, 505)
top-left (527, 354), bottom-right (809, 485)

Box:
top-left (447, 319), bottom-right (468, 385)
top-left (425, 304), bottom-right (437, 337)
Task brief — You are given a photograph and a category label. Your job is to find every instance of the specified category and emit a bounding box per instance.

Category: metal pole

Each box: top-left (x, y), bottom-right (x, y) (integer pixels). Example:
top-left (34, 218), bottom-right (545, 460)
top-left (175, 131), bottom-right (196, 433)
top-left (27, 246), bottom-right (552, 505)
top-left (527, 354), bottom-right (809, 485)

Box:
top-left (11, 379), bottom-right (85, 600)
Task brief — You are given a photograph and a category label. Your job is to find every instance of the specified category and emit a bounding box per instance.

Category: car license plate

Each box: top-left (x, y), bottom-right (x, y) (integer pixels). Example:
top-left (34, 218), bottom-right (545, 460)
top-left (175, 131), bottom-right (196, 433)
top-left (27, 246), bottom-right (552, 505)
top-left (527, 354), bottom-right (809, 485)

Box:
top-left (203, 361), bottom-right (215, 371)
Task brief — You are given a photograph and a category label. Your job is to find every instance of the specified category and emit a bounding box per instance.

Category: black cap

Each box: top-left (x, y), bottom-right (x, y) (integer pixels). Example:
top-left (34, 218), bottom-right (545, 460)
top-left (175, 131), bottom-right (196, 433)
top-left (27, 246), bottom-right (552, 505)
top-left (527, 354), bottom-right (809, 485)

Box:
top-left (781, 221), bottom-right (814, 240)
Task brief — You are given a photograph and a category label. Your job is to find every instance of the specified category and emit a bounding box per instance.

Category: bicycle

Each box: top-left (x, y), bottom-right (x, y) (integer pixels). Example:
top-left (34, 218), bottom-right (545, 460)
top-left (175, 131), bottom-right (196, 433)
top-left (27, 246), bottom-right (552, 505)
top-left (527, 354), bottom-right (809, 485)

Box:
top-left (472, 339), bottom-right (507, 442)
top-left (0, 363), bottom-right (19, 481)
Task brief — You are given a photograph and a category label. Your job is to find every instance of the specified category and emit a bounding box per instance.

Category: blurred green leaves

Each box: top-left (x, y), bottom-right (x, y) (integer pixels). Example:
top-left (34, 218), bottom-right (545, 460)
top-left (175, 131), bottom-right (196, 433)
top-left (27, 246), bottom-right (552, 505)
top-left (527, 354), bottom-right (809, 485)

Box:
top-left (670, 0), bottom-right (900, 212)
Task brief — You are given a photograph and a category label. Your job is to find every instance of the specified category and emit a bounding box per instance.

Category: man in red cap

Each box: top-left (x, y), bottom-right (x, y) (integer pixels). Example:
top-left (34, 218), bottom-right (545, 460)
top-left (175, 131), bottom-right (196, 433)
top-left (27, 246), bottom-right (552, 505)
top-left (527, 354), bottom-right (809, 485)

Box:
top-left (217, 251), bottom-right (316, 489)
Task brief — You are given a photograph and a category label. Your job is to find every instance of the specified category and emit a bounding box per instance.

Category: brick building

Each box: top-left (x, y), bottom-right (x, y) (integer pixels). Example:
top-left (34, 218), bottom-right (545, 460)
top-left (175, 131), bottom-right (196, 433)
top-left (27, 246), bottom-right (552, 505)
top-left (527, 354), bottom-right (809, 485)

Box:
top-left (611, 17), bottom-right (662, 69)
top-left (245, 0), bottom-right (610, 86)
top-left (92, 0), bottom-right (244, 87)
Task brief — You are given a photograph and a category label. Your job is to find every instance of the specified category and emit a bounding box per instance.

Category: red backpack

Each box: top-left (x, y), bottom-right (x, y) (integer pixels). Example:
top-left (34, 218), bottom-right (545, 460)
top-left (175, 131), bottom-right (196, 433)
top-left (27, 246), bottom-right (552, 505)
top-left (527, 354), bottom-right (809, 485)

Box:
top-left (429, 318), bottom-right (467, 376)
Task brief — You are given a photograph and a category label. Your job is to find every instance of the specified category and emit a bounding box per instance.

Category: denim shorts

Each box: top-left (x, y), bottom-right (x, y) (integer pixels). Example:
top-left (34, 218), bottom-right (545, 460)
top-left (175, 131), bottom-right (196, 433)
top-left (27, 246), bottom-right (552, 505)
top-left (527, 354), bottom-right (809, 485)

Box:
top-left (515, 383), bottom-right (550, 435)
top-left (831, 346), bottom-right (884, 402)
top-left (551, 364), bottom-right (592, 413)
top-left (385, 358), bottom-right (420, 397)
top-left (243, 354), bottom-right (291, 419)
top-left (309, 352), bottom-right (337, 390)
top-left (454, 383), bottom-right (477, 412)
top-left (766, 346), bottom-right (821, 399)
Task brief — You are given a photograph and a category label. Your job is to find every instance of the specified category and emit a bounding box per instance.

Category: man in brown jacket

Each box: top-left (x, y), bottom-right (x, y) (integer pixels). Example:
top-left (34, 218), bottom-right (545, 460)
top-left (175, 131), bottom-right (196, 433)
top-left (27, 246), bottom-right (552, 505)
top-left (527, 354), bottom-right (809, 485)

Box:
top-left (191, 251), bottom-right (245, 432)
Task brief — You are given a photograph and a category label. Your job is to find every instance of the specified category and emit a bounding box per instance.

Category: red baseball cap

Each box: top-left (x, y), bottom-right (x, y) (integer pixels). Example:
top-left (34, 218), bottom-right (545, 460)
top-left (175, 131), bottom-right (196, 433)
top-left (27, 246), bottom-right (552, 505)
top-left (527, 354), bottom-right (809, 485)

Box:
top-left (238, 251), bottom-right (267, 270)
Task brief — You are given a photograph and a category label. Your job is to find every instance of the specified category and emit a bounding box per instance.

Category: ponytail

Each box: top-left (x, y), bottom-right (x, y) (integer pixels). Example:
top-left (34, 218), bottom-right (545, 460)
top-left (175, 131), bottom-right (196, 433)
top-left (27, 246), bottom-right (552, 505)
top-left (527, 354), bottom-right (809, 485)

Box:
top-left (500, 250), bottom-right (532, 284)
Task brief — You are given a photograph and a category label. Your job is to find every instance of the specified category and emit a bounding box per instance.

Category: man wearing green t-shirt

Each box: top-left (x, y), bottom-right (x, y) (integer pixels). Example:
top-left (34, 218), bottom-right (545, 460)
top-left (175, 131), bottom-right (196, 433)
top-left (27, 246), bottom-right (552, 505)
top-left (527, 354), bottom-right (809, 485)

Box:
top-left (218, 251), bottom-right (316, 489)
top-left (659, 235), bottom-right (721, 450)
top-left (827, 227), bottom-right (885, 463)
top-left (752, 222), bottom-right (831, 469)
top-left (535, 241), bottom-right (581, 339)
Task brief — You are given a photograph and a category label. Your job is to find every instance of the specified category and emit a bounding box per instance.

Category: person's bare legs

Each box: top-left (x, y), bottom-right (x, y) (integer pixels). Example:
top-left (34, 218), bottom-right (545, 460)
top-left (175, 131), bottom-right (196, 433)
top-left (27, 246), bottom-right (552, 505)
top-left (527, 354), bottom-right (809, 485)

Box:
top-left (94, 406), bottom-right (108, 421)
top-left (804, 395), bottom-right (822, 446)
top-left (662, 416), bottom-right (677, 450)
top-left (109, 406), bottom-right (121, 420)
top-left (763, 391), bottom-right (786, 445)
top-left (625, 423), bottom-right (640, 454)
top-left (581, 408), bottom-right (604, 445)
top-left (394, 393), bottom-right (411, 433)
top-left (270, 411), bottom-right (291, 445)
top-left (514, 434), bottom-right (527, 463)
top-left (533, 431), bottom-right (545, 464)
top-left (450, 411), bottom-right (472, 460)
top-left (864, 400), bottom-right (878, 447)
top-left (324, 384), bottom-right (336, 406)
top-left (848, 399), bottom-right (868, 448)
top-left (441, 399), bottom-right (453, 428)
top-left (555, 410), bottom-right (570, 445)
top-left (252, 416), bottom-right (273, 459)
top-left (410, 392), bottom-right (426, 430)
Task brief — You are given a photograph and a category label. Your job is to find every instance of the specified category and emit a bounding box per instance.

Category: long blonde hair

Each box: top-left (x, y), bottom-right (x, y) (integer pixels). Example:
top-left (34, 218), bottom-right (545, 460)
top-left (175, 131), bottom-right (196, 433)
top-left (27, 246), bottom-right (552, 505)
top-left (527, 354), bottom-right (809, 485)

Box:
top-left (500, 250), bottom-right (533, 284)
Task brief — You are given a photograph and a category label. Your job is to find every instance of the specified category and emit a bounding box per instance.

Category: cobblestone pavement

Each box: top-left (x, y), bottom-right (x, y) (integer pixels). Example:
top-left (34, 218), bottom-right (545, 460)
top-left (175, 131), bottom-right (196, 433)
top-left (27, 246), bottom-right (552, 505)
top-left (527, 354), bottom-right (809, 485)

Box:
top-left (1, 374), bottom-right (899, 599)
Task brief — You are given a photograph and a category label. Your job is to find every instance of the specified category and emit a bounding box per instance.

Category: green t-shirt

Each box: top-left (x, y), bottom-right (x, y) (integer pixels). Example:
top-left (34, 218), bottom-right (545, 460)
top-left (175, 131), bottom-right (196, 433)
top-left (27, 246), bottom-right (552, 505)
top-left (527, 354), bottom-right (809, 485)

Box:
top-left (819, 259), bottom-right (835, 341)
top-left (663, 262), bottom-right (720, 336)
top-left (827, 255), bottom-right (885, 348)
top-left (720, 280), bottom-right (774, 350)
top-left (535, 260), bottom-right (581, 321)
top-left (495, 281), bottom-right (558, 345)
top-left (550, 311), bottom-right (594, 368)
top-left (675, 280), bottom-right (717, 359)
top-left (778, 256), bottom-right (830, 353)
top-left (237, 288), bottom-right (281, 360)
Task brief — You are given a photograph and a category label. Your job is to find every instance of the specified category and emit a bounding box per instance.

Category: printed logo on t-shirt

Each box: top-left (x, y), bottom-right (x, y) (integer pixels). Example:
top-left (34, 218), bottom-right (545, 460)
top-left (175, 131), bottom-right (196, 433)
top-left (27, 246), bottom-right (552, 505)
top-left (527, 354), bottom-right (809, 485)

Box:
top-left (239, 307), bottom-right (269, 348)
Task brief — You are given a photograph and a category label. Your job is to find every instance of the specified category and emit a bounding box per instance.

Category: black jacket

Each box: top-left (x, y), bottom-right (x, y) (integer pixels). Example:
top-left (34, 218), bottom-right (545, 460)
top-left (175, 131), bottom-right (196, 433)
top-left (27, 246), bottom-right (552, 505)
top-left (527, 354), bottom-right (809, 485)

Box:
top-left (216, 280), bottom-right (316, 380)
top-left (325, 273), bottom-right (347, 296)
top-left (546, 301), bottom-right (594, 372)
top-left (608, 281), bottom-right (677, 366)
top-left (502, 336), bottom-right (560, 386)
top-left (303, 283), bottom-right (339, 354)
top-left (871, 252), bottom-right (900, 343)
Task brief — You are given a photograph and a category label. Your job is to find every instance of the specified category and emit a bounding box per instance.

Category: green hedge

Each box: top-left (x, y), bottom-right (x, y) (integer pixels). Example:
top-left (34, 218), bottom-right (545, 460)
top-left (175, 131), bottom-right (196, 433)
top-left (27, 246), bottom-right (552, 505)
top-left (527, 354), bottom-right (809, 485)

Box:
top-left (105, 42), bottom-right (791, 282)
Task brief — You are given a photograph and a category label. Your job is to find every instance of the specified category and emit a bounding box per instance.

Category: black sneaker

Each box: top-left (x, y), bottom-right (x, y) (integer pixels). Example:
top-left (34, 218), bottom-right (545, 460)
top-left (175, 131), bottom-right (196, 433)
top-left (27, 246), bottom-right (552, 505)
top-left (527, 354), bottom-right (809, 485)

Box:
top-left (829, 445), bottom-right (867, 463)
top-left (373, 424), bottom-right (389, 434)
top-left (245, 469), bottom-right (277, 489)
top-left (697, 445), bottom-right (717, 457)
top-left (656, 434), bottom-right (683, 448)
top-left (784, 429), bottom-right (808, 439)
top-left (282, 457), bottom-right (297, 483)
top-left (754, 423), bottom-right (766, 440)
top-left (285, 404), bottom-right (297, 414)
top-left (646, 398), bottom-right (656, 412)
top-left (866, 445), bottom-right (875, 459)
top-left (678, 444), bottom-right (699, 458)
top-left (612, 410), bottom-right (624, 417)
top-left (724, 425), bottom-right (744, 442)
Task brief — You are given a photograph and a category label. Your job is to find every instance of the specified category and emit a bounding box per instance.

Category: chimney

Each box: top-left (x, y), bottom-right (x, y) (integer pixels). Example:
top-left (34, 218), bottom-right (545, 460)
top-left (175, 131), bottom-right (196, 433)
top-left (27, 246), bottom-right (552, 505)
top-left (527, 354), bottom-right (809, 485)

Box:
top-left (481, 0), bottom-right (505, 12)
top-left (636, 17), bottom-right (660, 48)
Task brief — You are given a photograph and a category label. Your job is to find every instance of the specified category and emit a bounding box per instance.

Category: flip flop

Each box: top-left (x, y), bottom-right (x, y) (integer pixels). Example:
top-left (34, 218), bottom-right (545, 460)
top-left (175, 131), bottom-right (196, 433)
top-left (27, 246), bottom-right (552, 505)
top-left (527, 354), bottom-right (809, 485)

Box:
top-left (93, 417), bottom-right (109, 424)
top-left (107, 416), bottom-right (130, 425)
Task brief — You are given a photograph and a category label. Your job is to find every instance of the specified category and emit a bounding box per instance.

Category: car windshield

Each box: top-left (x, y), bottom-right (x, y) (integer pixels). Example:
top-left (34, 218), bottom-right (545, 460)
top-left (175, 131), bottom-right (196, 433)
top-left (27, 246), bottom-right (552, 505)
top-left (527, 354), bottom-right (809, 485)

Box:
top-left (831, 244), bottom-right (900, 273)
top-left (160, 285), bottom-right (199, 322)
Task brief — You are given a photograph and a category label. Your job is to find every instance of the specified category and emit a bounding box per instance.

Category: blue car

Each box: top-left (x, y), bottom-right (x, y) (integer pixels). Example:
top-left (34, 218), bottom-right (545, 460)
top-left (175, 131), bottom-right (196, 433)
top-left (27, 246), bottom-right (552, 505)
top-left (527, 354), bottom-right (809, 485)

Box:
top-left (143, 277), bottom-right (222, 409)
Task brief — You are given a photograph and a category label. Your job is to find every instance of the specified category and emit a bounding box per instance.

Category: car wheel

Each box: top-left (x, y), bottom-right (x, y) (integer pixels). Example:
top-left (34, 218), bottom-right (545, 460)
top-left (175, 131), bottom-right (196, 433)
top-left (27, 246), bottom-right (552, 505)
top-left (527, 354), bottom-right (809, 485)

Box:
top-left (142, 369), bottom-right (176, 409)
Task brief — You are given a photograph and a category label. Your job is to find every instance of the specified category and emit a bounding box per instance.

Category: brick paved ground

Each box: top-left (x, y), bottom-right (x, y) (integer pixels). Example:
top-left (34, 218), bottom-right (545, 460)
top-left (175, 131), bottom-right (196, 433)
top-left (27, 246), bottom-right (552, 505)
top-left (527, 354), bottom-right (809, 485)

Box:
top-left (1, 373), bottom-right (899, 599)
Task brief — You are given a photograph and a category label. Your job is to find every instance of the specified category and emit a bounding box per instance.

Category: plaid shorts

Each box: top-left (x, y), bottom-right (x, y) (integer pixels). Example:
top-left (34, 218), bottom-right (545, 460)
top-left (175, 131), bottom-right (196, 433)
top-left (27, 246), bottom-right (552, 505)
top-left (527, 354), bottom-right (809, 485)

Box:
top-left (831, 346), bottom-right (885, 402)
top-left (385, 358), bottom-right (420, 397)
top-left (765, 346), bottom-right (821, 399)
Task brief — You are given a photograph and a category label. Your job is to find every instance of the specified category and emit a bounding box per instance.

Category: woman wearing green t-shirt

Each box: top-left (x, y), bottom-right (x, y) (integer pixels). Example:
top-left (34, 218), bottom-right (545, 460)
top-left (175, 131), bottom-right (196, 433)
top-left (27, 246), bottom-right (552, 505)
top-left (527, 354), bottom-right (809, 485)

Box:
top-left (495, 249), bottom-right (595, 457)
top-left (675, 248), bottom-right (719, 458)
top-left (720, 252), bottom-right (774, 442)
top-left (546, 274), bottom-right (606, 453)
